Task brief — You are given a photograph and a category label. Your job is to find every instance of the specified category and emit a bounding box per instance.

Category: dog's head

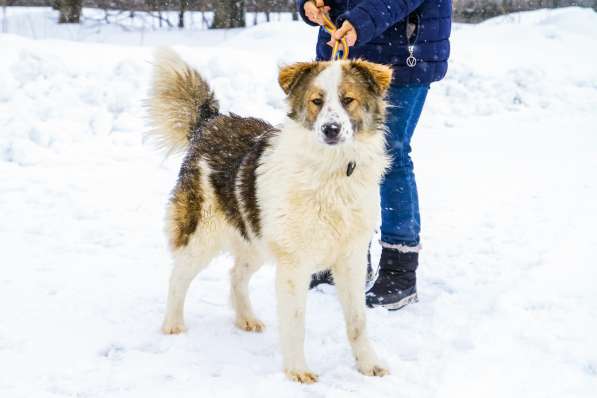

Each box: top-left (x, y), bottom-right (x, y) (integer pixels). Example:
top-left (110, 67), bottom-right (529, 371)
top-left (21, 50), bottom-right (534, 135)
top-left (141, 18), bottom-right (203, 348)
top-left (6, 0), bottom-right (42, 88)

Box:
top-left (279, 60), bottom-right (392, 146)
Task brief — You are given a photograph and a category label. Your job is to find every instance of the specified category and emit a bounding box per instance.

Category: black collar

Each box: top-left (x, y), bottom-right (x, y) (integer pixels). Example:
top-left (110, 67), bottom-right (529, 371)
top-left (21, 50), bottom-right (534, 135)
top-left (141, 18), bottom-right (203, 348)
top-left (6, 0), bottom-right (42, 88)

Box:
top-left (346, 161), bottom-right (356, 177)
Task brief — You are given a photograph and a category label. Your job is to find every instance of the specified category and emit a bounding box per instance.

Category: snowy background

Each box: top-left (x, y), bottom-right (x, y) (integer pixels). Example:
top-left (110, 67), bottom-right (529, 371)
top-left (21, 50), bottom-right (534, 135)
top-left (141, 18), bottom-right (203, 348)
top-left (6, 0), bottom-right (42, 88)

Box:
top-left (1, 6), bottom-right (596, 398)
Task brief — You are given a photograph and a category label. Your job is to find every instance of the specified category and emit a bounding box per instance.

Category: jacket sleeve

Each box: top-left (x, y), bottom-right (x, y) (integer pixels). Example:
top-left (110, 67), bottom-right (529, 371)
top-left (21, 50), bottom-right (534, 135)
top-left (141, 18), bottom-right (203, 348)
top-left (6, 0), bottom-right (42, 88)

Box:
top-left (337, 0), bottom-right (426, 46)
top-left (296, 0), bottom-right (320, 27)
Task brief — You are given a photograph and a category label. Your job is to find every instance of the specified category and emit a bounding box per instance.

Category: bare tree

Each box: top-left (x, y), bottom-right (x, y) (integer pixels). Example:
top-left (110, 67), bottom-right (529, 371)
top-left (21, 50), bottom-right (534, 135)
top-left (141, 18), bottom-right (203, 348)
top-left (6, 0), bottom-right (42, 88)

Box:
top-left (212, 0), bottom-right (245, 28)
top-left (54, 0), bottom-right (82, 23)
top-left (290, 0), bottom-right (298, 20)
top-left (178, 0), bottom-right (188, 28)
top-left (145, 0), bottom-right (172, 28)
top-left (259, 0), bottom-right (286, 22)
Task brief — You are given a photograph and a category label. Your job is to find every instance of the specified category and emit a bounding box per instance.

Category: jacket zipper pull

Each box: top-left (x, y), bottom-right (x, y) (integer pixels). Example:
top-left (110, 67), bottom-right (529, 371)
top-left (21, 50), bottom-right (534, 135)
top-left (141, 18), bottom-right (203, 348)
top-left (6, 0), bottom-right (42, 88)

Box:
top-left (406, 45), bottom-right (417, 68)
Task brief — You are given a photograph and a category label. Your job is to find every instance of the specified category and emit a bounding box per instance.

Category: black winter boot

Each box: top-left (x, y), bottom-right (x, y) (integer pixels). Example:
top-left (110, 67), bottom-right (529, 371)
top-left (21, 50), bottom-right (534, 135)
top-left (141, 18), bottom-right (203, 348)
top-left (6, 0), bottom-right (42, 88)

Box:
top-left (310, 247), bottom-right (376, 290)
top-left (366, 247), bottom-right (419, 310)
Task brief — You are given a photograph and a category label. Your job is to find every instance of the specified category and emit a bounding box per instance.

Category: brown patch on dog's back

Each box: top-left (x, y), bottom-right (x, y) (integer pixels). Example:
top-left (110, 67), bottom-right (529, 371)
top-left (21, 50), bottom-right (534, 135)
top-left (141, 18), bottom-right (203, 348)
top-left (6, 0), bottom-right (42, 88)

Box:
top-left (199, 115), bottom-right (275, 239)
top-left (238, 136), bottom-right (272, 238)
top-left (167, 114), bottom-right (277, 248)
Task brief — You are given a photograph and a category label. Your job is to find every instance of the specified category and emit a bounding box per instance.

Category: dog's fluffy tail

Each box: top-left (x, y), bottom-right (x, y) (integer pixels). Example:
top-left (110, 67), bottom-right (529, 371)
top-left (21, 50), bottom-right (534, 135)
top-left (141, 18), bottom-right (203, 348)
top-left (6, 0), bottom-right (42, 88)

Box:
top-left (147, 48), bottom-right (219, 154)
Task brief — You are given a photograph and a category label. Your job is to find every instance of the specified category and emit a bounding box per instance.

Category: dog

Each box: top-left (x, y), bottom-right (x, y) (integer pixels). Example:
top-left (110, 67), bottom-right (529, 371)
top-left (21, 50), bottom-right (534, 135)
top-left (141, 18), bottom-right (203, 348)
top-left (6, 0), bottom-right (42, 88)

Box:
top-left (148, 49), bottom-right (393, 383)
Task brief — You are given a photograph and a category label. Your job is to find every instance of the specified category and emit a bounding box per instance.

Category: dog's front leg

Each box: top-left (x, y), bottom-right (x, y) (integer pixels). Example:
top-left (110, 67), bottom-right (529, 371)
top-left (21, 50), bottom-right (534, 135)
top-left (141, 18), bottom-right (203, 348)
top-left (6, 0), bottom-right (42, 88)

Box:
top-left (275, 259), bottom-right (318, 384)
top-left (333, 247), bottom-right (389, 377)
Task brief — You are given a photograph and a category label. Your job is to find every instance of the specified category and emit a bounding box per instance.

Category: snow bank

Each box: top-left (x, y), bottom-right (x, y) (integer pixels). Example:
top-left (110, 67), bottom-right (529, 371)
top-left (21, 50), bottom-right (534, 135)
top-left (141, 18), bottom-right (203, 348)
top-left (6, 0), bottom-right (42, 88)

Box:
top-left (431, 7), bottom-right (597, 120)
top-left (0, 7), bottom-right (596, 398)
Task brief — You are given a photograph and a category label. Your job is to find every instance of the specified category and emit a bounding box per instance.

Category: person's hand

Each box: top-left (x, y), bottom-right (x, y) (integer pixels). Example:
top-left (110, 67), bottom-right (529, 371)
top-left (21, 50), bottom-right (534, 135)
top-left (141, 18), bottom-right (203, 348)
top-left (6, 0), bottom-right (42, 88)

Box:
top-left (304, 0), bottom-right (331, 25)
top-left (327, 20), bottom-right (357, 50)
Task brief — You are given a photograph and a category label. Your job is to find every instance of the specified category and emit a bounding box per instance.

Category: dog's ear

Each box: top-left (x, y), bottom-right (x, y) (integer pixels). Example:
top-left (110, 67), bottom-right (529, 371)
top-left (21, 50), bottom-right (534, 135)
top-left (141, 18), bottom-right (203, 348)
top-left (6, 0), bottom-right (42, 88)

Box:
top-left (278, 62), bottom-right (317, 95)
top-left (349, 60), bottom-right (393, 95)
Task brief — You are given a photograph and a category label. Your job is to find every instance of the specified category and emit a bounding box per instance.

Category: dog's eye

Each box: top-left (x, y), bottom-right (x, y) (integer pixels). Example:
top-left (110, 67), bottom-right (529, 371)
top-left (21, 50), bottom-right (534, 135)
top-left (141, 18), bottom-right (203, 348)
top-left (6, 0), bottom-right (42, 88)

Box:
top-left (311, 98), bottom-right (323, 106)
top-left (342, 97), bottom-right (354, 106)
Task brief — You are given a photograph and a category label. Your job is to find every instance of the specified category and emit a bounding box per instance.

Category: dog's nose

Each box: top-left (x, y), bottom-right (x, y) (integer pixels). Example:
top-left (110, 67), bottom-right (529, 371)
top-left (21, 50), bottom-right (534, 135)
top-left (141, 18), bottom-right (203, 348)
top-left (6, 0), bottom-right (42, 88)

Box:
top-left (322, 123), bottom-right (341, 140)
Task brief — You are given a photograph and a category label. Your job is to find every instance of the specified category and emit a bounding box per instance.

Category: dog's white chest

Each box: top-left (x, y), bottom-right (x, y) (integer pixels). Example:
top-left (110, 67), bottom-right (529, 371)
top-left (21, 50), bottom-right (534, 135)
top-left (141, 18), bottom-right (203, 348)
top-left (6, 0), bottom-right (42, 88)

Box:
top-left (280, 180), bottom-right (377, 258)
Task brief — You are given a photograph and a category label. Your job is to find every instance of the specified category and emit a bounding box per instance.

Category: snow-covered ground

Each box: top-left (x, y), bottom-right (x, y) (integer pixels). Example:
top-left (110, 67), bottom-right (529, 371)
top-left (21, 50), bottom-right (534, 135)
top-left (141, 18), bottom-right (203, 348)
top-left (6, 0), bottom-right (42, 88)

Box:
top-left (1, 6), bottom-right (597, 398)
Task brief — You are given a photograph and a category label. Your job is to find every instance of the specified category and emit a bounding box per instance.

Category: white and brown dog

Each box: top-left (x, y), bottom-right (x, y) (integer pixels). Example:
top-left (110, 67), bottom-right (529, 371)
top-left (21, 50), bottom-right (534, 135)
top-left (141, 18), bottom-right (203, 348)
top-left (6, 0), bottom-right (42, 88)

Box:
top-left (148, 49), bottom-right (393, 383)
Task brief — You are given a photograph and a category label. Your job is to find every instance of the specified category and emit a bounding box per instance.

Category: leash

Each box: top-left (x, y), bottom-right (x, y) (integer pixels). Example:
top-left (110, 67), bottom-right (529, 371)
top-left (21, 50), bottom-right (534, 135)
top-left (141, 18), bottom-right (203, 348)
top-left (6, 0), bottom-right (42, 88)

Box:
top-left (316, 4), bottom-right (356, 177)
top-left (318, 7), bottom-right (349, 61)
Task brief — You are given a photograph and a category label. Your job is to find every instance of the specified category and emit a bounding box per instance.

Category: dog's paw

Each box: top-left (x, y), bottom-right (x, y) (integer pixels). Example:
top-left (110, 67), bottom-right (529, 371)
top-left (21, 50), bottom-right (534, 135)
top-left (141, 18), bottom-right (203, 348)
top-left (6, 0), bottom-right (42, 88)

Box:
top-left (358, 363), bottom-right (390, 377)
top-left (161, 321), bottom-right (187, 335)
top-left (235, 317), bottom-right (265, 333)
top-left (285, 369), bottom-right (319, 384)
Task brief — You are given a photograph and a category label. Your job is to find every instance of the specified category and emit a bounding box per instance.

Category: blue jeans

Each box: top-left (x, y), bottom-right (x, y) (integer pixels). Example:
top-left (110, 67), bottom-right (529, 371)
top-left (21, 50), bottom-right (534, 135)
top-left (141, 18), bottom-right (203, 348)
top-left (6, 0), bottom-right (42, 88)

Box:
top-left (380, 85), bottom-right (429, 248)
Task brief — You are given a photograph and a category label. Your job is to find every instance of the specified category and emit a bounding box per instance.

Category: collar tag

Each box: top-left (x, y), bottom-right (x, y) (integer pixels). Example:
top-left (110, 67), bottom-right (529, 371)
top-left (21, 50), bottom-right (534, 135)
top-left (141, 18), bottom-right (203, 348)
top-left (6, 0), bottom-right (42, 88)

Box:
top-left (346, 161), bottom-right (356, 177)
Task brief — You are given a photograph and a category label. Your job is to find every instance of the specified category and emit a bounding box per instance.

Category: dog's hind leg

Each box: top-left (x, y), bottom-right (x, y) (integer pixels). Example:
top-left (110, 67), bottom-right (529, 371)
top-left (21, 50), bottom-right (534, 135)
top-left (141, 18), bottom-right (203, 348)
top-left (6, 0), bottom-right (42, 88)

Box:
top-left (332, 242), bottom-right (389, 377)
top-left (230, 243), bottom-right (265, 332)
top-left (162, 231), bottom-right (222, 335)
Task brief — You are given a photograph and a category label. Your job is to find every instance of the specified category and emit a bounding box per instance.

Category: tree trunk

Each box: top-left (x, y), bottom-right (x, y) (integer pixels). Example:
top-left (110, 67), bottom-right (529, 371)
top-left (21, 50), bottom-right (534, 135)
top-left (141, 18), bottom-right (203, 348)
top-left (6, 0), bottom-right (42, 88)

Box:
top-left (56, 0), bottom-right (82, 24)
top-left (211, 0), bottom-right (246, 29)
top-left (178, 0), bottom-right (187, 28)
top-left (289, 0), bottom-right (298, 20)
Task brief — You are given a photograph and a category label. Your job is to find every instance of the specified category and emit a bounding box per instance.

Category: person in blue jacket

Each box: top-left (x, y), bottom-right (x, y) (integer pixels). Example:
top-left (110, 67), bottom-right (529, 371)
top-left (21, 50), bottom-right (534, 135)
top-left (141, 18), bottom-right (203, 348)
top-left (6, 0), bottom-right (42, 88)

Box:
top-left (300, 0), bottom-right (452, 310)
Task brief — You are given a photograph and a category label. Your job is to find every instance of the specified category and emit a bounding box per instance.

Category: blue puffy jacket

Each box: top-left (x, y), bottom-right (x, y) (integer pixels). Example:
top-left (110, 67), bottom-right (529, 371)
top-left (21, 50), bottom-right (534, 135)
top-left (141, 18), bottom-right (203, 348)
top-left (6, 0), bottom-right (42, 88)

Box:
top-left (297, 0), bottom-right (452, 86)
